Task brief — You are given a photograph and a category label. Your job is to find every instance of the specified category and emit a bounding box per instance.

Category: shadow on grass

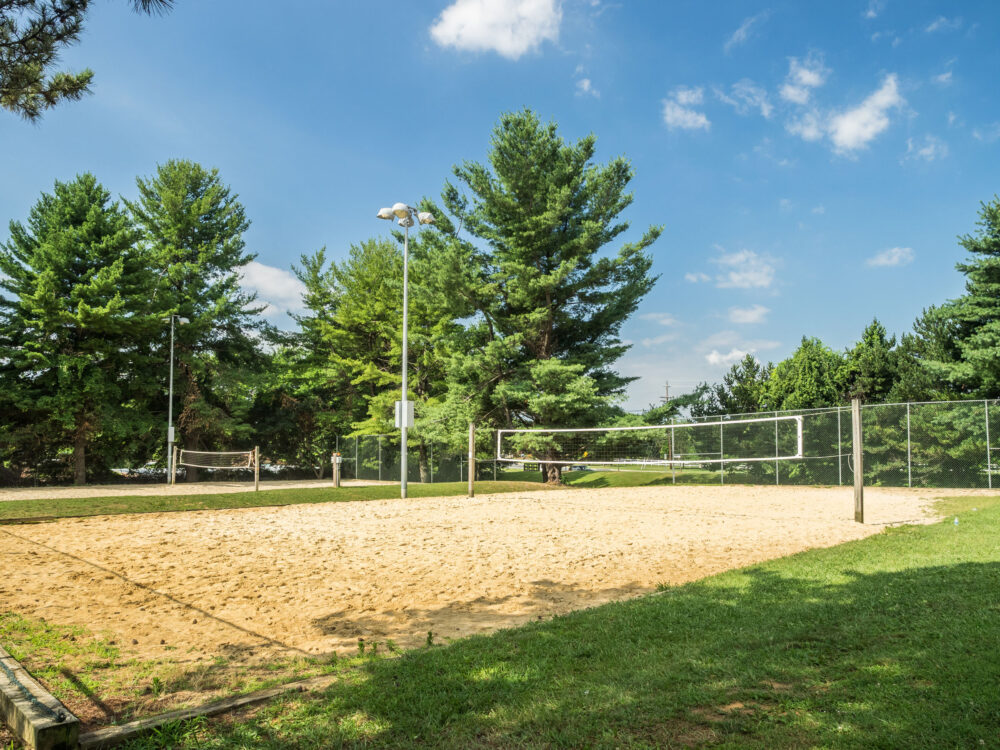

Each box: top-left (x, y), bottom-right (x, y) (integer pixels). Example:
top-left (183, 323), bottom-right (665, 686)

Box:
top-left (156, 518), bottom-right (1000, 749)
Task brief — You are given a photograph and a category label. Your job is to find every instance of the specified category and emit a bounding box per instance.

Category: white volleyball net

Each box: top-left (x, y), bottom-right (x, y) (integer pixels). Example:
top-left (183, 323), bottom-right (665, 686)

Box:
top-left (496, 415), bottom-right (804, 469)
top-left (178, 449), bottom-right (256, 470)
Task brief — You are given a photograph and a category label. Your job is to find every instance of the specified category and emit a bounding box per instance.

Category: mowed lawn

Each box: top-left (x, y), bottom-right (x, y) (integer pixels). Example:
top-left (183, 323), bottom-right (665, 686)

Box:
top-left (97, 493), bottom-right (1000, 749)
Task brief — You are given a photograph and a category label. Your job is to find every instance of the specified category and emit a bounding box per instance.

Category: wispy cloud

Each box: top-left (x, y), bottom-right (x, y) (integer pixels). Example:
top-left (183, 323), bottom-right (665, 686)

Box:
top-left (712, 249), bottom-right (776, 289)
top-left (724, 12), bottom-right (768, 53)
top-left (641, 332), bottom-right (680, 348)
top-left (716, 79), bottom-right (772, 118)
top-left (780, 52), bottom-right (829, 105)
top-left (575, 77), bottom-right (599, 97)
top-left (925, 16), bottom-right (962, 33)
top-left (662, 86), bottom-right (710, 131)
top-left (827, 74), bottom-right (904, 155)
top-left (429, 0), bottom-right (562, 60)
top-left (240, 261), bottom-right (306, 319)
top-left (902, 135), bottom-right (948, 163)
top-left (728, 304), bottom-right (770, 324)
top-left (863, 0), bottom-right (886, 19)
top-left (866, 247), bottom-right (914, 267)
top-left (639, 312), bottom-right (678, 326)
top-left (684, 271), bottom-right (711, 283)
top-left (973, 122), bottom-right (1000, 143)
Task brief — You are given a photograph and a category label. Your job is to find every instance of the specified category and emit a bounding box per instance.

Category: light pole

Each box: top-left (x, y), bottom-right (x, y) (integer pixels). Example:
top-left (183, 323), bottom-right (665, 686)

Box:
top-left (166, 314), bottom-right (189, 482)
top-left (376, 202), bottom-right (434, 499)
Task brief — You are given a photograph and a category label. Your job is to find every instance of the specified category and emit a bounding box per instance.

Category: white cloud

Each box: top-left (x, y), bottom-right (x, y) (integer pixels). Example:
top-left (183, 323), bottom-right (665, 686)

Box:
top-left (728, 304), bottom-right (770, 324)
top-left (662, 86), bottom-right (710, 131)
top-left (641, 332), bottom-right (680, 348)
top-left (684, 271), bottom-right (710, 283)
top-left (973, 122), bottom-right (1000, 143)
top-left (812, 205), bottom-right (826, 214)
top-left (638, 312), bottom-right (678, 326)
top-left (902, 135), bottom-right (948, 163)
top-left (866, 247), bottom-right (914, 267)
top-left (716, 79), bottom-right (772, 119)
top-left (706, 348), bottom-right (748, 367)
top-left (724, 12), bottom-right (768, 53)
top-left (827, 74), bottom-right (904, 154)
top-left (785, 110), bottom-right (824, 141)
top-left (864, 0), bottom-right (885, 19)
top-left (240, 261), bottom-right (306, 319)
top-left (778, 198), bottom-right (792, 211)
top-left (575, 77), bottom-right (599, 97)
top-left (933, 70), bottom-right (953, 86)
top-left (780, 53), bottom-right (829, 105)
top-left (712, 249), bottom-right (776, 289)
top-left (925, 16), bottom-right (962, 33)
top-left (429, 0), bottom-right (562, 60)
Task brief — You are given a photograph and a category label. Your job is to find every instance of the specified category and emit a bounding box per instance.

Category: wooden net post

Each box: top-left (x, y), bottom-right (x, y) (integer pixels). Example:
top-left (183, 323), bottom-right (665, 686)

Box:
top-left (852, 399), bottom-right (864, 523)
top-left (171, 446), bottom-right (179, 486)
top-left (468, 423), bottom-right (475, 498)
top-left (254, 446), bottom-right (260, 492)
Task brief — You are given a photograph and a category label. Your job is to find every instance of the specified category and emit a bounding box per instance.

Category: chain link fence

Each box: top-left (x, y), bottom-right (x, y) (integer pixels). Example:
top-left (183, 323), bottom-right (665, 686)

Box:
top-left (334, 399), bottom-right (998, 489)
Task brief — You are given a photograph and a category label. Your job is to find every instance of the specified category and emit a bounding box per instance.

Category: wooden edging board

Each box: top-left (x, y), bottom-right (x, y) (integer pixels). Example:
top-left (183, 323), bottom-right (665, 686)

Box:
top-left (0, 644), bottom-right (80, 750)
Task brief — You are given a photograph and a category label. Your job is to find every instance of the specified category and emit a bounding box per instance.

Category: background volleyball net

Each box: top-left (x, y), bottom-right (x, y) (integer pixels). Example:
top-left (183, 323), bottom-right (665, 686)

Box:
top-left (496, 415), bottom-right (804, 468)
top-left (173, 447), bottom-right (260, 490)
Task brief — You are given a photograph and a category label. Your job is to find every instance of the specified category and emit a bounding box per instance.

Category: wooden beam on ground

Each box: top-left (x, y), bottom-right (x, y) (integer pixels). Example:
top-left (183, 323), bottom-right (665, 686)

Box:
top-left (78, 674), bottom-right (336, 749)
top-left (0, 644), bottom-right (80, 750)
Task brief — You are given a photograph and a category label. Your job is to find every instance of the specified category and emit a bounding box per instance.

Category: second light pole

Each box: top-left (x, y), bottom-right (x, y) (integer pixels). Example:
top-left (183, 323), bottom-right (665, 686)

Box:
top-left (376, 202), bottom-right (434, 498)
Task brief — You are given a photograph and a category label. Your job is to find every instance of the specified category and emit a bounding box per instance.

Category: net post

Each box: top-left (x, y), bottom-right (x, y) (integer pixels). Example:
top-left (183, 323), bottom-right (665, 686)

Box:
top-left (254, 446), bottom-right (260, 492)
top-left (852, 398), bottom-right (864, 523)
top-left (171, 446), bottom-right (179, 486)
top-left (468, 423), bottom-right (475, 498)
top-left (986, 400), bottom-right (993, 490)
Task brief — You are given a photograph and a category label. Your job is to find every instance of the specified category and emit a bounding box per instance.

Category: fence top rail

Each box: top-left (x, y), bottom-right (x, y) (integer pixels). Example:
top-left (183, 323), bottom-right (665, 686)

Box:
top-left (500, 414), bottom-right (803, 435)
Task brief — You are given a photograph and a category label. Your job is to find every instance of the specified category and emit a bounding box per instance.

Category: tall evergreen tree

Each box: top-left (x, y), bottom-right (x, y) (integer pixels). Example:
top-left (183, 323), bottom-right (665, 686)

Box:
top-left (713, 354), bottom-right (771, 414)
top-left (126, 159), bottom-right (270, 479)
top-left (422, 109), bottom-right (661, 483)
top-left (1, 0), bottom-right (173, 120)
top-left (929, 196), bottom-right (1000, 397)
top-left (767, 336), bottom-right (844, 410)
top-left (0, 173), bottom-right (159, 483)
top-left (839, 319), bottom-right (898, 403)
top-left (888, 306), bottom-right (961, 402)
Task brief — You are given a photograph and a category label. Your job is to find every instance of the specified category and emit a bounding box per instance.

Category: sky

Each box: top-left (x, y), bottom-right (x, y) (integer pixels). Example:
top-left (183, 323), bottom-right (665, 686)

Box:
top-left (1, 0), bottom-right (998, 411)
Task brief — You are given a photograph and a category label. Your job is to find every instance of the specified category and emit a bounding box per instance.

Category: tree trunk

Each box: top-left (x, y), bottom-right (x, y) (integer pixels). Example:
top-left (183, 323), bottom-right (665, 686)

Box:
top-left (73, 428), bottom-right (87, 486)
top-left (314, 460), bottom-right (326, 479)
top-left (544, 463), bottom-right (563, 485)
top-left (418, 442), bottom-right (431, 483)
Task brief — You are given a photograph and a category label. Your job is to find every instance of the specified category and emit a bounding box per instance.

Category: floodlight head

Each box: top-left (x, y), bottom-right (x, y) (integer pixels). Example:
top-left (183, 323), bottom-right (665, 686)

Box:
top-left (417, 211), bottom-right (435, 225)
top-left (177, 317), bottom-right (190, 325)
top-left (376, 207), bottom-right (394, 220)
top-left (391, 202), bottom-right (410, 219)
top-left (397, 215), bottom-right (415, 228)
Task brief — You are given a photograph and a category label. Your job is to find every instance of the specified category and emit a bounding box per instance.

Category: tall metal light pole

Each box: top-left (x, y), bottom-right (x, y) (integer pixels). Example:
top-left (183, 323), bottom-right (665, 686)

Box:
top-left (376, 202), bottom-right (434, 499)
top-left (166, 314), bottom-right (189, 482)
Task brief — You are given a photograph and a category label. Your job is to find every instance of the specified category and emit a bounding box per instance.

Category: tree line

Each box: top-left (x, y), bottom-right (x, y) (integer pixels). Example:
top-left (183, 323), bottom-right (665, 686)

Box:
top-left (656, 196), bottom-right (1000, 424)
top-left (0, 110), bottom-right (660, 485)
top-left (1, 108), bottom-right (996, 487)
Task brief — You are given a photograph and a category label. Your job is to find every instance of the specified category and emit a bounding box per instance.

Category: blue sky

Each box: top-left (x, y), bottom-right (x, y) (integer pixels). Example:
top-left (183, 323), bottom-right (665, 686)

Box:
top-left (2, 0), bottom-right (998, 410)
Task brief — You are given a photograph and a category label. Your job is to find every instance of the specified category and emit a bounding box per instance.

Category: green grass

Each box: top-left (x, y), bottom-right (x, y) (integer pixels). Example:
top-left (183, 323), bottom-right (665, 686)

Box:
top-left (108, 494), bottom-right (1000, 749)
top-left (0, 481), bottom-right (551, 523)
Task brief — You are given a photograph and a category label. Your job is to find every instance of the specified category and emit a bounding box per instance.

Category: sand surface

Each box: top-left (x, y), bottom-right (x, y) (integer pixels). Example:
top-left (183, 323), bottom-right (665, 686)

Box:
top-left (0, 478), bottom-right (388, 502)
top-left (0, 485), bottom-right (974, 664)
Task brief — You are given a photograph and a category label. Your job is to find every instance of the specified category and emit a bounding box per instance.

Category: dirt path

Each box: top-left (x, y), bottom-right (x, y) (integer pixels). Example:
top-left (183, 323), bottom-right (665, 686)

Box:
top-left (0, 485), bottom-right (977, 665)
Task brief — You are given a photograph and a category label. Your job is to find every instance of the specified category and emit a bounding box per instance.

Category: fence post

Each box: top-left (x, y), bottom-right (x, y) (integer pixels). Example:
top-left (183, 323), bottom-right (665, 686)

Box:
top-left (719, 421), bottom-right (724, 484)
top-left (378, 437), bottom-right (382, 482)
top-left (670, 422), bottom-right (676, 484)
top-left (254, 446), bottom-right (260, 492)
top-left (430, 444), bottom-right (434, 484)
top-left (774, 412), bottom-right (779, 486)
top-left (986, 400), bottom-right (993, 490)
top-left (837, 407), bottom-right (843, 486)
top-left (852, 398), bottom-right (864, 523)
top-left (906, 402), bottom-right (912, 487)
top-left (171, 446), bottom-right (179, 486)
top-left (354, 437), bottom-right (358, 480)
top-left (468, 423), bottom-right (475, 498)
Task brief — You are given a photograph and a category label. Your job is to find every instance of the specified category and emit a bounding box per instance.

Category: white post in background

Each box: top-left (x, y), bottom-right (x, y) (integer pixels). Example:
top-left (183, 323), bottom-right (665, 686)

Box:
top-left (852, 398), bottom-right (864, 524)
top-left (837, 407), bottom-right (843, 486)
top-left (468, 423), bottom-right (475, 498)
top-left (986, 400), bottom-right (992, 490)
top-left (719, 421), bottom-right (724, 484)
top-left (906, 403), bottom-right (912, 488)
top-left (774, 412), bottom-right (780, 486)
top-left (400, 221), bottom-right (410, 499)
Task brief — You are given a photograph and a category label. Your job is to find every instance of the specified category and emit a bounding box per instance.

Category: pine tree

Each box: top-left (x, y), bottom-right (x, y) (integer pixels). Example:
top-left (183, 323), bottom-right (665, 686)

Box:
top-left (126, 160), bottom-right (270, 479)
top-left (839, 319), bottom-right (898, 403)
top-left (931, 196), bottom-right (1000, 396)
top-left (422, 109), bottom-right (661, 483)
top-left (0, 173), bottom-right (160, 483)
top-left (714, 354), bottom-right (772, 414)
top-left (767, 337), bottom-right (844, 410)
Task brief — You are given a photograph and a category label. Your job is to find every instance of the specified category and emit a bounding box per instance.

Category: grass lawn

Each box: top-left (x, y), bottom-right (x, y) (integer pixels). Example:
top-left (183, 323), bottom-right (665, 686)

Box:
top-left (75, 493), bottom-right (997, 749)
top-left (0, 481), bottom-right (551, 523)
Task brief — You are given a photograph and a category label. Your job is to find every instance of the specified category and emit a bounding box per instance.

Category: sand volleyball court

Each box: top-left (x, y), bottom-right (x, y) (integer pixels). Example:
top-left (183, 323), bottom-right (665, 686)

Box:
top-left (0, 485), bottom-right (953, 663)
